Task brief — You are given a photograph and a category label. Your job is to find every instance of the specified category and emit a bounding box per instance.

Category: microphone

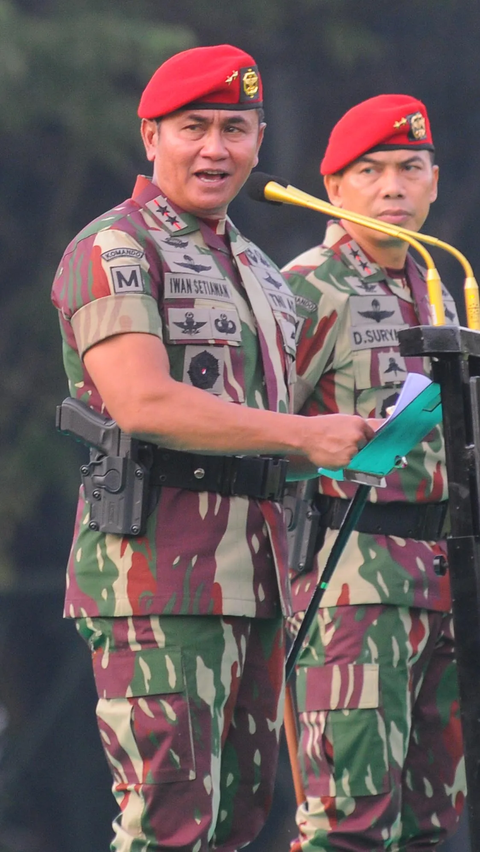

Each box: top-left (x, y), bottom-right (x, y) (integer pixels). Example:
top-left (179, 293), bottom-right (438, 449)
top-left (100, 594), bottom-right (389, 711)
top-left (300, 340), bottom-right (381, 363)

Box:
top-left (246, 173), bottom-right (447, 327)
top-left (246, 172), bottom-right (288, 205)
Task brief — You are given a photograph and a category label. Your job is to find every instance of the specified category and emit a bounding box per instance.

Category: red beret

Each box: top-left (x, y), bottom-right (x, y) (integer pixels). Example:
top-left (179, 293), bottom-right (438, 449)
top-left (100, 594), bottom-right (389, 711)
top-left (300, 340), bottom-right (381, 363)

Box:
top-left (320, 94), bottom-right (434, 175)
top-left (138, 44), bottom-right (263, 119)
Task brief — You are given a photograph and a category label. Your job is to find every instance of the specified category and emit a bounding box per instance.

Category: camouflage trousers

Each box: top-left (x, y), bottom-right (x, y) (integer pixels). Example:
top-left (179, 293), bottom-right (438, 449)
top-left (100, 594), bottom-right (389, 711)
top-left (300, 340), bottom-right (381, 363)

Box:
top-left (76, 614), bottom-right (285, 852)
top-left (287, 605), bottom-right (465, 851)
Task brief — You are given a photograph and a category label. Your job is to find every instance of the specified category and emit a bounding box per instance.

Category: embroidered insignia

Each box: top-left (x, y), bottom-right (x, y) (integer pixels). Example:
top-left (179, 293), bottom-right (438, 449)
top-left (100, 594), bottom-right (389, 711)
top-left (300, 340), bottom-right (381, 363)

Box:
top-left (294, 295), bottom-right (316, 314)
top-left (162, 236), bottom-right (189, 249)
top-left (214, 313), bottom-right (237, 335)
top-left (225, 69), bottom-right (239, 85)
top-left (445, 304), bottom-right (456, 322)
top-left (393, 117), bottom-right (408, 129)
top-left (263, 272), bottom-right (284, 289)
top-left (211, 309), bottom-right (241, 341)
top-left (172, 311), bottom-right (207, 335)
top-left (102, 247), bottom-right (144, 262)
top-left (376, 390), bottom-right (400, 419)
top-left (244, 246), bottom-right (271, 268)
top-left (357, 298), bottom-right (396, 323)
top-left (175, 254), bottom-right (213, 273)
top-left (378, 350), bottom-right (407, 384)
top-left (351, 325), bottom-right (406, 351)
top-left (146, 196), bottom-right (188, 230)
top-left (164, 273), bottom-right (233, 302)
top-left (406, 111), bottom-right (427, 141)
top-left (266, 290), bottom-right (296, 319)
top-left (384, 356), bottom-right (405, 376)
top-left (341, 242), bottom-right (379, 278)
top-left (187, 350), bottom-right (221, 390)
top-left (110, 265), bottom-right (144, 294)
top-left (351, 295), bottom-right (403, 327)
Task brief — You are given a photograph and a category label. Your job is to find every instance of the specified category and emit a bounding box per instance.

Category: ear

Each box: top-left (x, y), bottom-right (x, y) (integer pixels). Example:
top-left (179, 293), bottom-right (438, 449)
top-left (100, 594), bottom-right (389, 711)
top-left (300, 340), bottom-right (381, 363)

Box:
top-left (140, 119), bottom-right (159, 162)
top-left (324, 173), bottom-right (343, 208)
top-left (430, 164), bottom-right (439, 203)
top-left (253, 122), bottom-right (266, 168)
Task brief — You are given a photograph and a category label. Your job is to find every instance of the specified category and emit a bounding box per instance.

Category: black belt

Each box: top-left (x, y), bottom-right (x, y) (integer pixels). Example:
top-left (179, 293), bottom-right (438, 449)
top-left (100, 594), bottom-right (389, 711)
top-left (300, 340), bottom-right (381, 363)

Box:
top-left (315, 495), bottom-right (449, 541)
top-left (149, 448), bottom-right (288, 501)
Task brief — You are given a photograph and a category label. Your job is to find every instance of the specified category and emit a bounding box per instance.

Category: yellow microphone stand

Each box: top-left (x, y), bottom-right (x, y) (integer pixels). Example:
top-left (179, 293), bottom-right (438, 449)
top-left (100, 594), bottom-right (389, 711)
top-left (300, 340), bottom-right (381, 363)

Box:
top-left (262, 178), bottom-right (480, 330)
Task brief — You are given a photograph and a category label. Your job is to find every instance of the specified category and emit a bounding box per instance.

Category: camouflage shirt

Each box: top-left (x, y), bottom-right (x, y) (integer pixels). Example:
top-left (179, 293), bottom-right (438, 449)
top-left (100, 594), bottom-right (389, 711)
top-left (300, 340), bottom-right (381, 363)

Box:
top-left (282, 220), bottom-right (458, 613)
top-left (52, 176), bottom-right (296, 620)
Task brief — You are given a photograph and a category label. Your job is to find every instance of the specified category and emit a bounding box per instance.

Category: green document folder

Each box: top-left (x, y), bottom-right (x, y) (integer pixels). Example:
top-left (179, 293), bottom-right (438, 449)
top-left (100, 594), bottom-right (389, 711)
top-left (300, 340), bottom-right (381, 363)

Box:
top-left (319, 374), bottom-right (442, 485)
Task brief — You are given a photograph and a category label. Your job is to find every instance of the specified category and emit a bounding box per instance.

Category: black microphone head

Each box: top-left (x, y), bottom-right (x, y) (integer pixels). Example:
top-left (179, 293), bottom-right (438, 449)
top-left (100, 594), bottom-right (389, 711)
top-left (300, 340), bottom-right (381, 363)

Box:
top-left (245, 172), bottom-right (288, 204)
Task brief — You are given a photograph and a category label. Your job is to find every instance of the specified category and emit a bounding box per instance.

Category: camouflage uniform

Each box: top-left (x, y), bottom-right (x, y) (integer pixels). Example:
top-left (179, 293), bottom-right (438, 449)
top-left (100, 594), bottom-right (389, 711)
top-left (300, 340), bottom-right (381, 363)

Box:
top-left (51, 175), bottom-right (296, 851)
top-left (282, 220), bottom-right (465, 851)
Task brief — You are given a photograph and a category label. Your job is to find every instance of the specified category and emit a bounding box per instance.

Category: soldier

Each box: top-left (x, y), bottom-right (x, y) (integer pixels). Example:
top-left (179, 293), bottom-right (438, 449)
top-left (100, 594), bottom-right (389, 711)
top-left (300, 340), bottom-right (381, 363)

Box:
top-left (282, 95), bottom-right (466, 851)
top-left (51, 45), bottom-right (373, 852)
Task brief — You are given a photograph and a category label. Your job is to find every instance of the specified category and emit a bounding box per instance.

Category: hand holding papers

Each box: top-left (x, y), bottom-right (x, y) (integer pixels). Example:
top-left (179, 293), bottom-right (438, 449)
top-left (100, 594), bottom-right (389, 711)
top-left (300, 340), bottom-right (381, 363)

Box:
top-left (319, 373), bottom-right (442, 485)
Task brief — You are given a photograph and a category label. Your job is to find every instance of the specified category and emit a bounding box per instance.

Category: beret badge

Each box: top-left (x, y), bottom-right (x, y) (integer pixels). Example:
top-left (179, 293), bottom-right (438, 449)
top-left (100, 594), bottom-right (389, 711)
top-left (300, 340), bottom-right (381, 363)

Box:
top-left (406, 111), bottom-right (427, 141)
top-left (241, 66), bottom-right (260, 100)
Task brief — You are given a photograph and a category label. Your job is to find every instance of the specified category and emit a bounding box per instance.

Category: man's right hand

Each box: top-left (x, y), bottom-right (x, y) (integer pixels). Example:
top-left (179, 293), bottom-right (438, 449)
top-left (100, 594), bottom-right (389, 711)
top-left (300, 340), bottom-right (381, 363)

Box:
top-left (303, 413), bottom-right (375, 470)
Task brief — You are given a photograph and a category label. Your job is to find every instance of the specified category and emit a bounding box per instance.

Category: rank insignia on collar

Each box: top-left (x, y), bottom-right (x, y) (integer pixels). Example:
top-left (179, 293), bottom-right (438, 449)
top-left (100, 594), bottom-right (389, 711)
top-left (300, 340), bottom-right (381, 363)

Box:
top-left (406, 111), bottom-right (427, 141)
top-left (225, 69), bottom-right (239, 85)
top-left (146, 196), bottom-right (188, 231)
top-left (241, 66), bottom-right (259, 100)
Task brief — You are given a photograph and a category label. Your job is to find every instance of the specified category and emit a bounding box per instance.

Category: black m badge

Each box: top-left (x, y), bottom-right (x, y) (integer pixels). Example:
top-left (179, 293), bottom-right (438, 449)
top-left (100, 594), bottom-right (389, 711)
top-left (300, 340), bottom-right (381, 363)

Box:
top-left (111, 264), bottom-right (144, 294)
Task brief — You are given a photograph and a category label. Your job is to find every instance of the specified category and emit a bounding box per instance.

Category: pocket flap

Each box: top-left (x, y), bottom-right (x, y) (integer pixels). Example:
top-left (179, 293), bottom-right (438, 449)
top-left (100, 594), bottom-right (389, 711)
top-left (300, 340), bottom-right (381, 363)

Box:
top-left (93, 646), bottom-right (185, 699)
top-left (297, 662), bottom-right (379, 711)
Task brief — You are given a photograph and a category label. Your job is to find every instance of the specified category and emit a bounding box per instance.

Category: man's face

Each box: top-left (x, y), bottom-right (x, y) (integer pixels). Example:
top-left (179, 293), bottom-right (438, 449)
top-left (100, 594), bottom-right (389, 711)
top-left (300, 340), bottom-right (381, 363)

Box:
top-left (324, 149), bottom-right (439, 237)
top-left (141, 108), bottom-right (265, 218)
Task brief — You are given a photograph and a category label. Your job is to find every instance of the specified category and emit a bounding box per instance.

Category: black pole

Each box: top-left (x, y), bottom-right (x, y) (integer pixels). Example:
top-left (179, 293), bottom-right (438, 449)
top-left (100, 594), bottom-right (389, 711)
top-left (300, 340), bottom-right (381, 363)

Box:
top-left (399, 324), bottom-right (480, 852)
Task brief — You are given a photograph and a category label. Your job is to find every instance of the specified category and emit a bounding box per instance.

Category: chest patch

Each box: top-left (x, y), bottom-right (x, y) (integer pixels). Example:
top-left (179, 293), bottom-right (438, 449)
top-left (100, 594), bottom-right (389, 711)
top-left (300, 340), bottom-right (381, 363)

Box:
top-left (266, 289), bottom-right (296, 320)
top-left (375, 388), bottom-right (401, 418)
top-left (351, 325), bottom-right (406, 351)
top-left (110, 264), bottom-right (144, 294)
top-left (164, 273), bottom-right (234, 303)
top-left (378, 350), bottom-right (407, 384)
top-left (167, 306), bottom-right (241, 343)
top-left (183, 346), bottom-right (225, 394)
top-left (350, 295), bottom-right (404, 326)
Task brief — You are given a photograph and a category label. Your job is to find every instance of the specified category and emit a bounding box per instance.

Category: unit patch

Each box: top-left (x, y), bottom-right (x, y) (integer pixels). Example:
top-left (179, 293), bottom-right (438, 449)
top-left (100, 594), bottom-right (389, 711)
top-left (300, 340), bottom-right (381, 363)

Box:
top-left (350, 295), bottom-right (404, 326)
top-left (375, 388), bottom-right (401, 418)
top-left (164, 273), bottom-right (233, 303)
top-left (183, 346), bottom-right (224, 394)
top-left (378, 350), bottom-right (407, 384)
top-left (294, 295), bottom-right (317, 314)
top-left (167, 307), bottom-right (241, 343)
top-left (110, 265), bottom-right (144, 294)
top-left (102, 247), bottom-right (144, 262)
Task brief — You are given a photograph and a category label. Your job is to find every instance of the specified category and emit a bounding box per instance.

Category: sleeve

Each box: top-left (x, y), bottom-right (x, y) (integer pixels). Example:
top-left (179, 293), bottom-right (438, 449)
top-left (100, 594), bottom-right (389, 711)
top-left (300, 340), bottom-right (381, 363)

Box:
top-left (282, 267), bottom-right (342, 414)
top-left (53, 226), bottom-right (164, 358)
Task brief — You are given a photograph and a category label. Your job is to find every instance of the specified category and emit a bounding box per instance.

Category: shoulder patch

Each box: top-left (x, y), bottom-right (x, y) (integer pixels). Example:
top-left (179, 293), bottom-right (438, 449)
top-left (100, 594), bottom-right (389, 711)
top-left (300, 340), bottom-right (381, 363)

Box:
top-left (102, 247), bottom-right (144, 262)
top-left (110, 264), bottom-right (144, 294)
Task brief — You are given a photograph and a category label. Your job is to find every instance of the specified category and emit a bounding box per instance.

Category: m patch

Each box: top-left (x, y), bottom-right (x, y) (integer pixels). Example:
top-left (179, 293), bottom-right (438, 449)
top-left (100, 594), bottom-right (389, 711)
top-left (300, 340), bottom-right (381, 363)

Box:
top-left (110, 265), bottom-right (144, 294)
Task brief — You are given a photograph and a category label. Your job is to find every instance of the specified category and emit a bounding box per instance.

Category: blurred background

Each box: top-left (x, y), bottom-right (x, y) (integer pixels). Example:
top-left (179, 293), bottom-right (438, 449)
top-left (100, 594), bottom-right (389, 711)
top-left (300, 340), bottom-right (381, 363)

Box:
top-left (0, 0), bottom-right (477, 849)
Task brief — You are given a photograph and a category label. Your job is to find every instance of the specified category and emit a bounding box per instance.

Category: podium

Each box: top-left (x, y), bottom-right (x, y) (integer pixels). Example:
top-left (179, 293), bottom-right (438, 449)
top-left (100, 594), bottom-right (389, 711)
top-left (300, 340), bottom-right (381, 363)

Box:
top-left (399, 325), bottom-right (480, 851)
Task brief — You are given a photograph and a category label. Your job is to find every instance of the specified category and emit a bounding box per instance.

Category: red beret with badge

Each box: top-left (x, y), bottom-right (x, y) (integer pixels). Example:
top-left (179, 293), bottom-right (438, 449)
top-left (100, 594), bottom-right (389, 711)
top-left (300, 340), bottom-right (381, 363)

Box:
top-left (320, 94), bottom-right (434, 176)
top-left (138, 44), bottom-right (263, 120)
